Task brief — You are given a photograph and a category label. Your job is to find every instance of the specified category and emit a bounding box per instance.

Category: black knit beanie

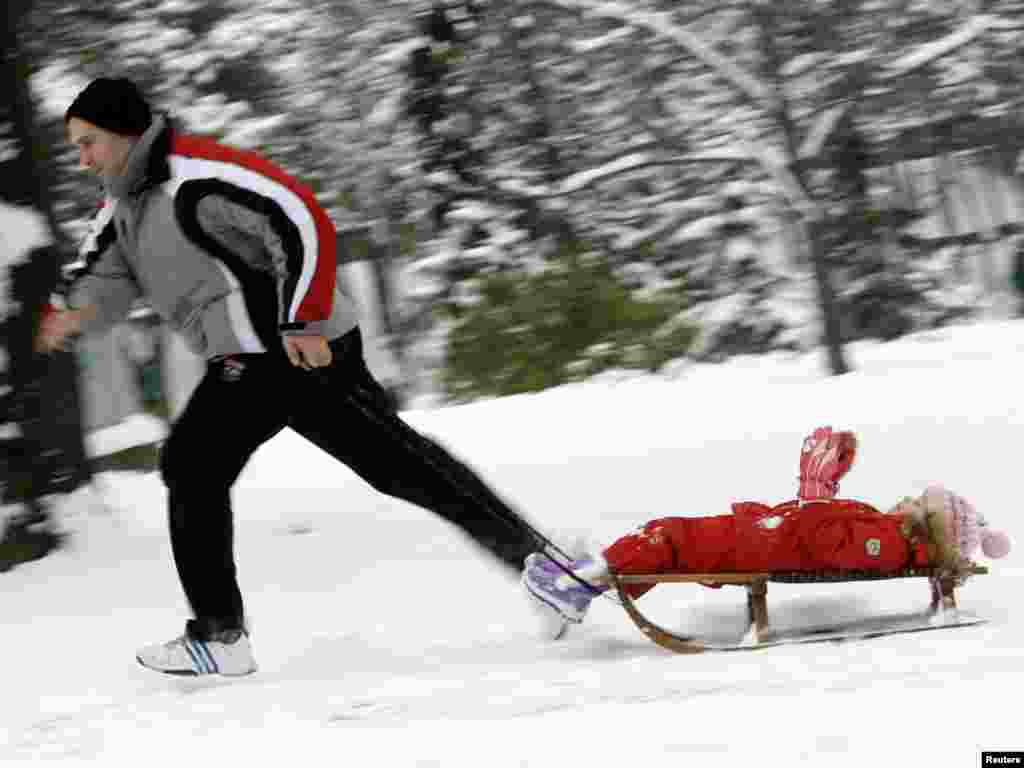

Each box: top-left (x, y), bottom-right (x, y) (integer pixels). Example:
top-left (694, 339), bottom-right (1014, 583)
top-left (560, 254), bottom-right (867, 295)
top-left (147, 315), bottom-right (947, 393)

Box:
top-left (64, 78), bottom-right (152, 137)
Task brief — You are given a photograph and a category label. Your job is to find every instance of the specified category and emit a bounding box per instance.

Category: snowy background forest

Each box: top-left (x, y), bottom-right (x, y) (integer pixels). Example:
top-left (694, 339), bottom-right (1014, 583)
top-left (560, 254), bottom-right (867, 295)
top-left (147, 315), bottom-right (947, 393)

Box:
top-left (2, 1), bottom-right (1024, 763)
top-left (5, 1), bottom-right (1024, 397)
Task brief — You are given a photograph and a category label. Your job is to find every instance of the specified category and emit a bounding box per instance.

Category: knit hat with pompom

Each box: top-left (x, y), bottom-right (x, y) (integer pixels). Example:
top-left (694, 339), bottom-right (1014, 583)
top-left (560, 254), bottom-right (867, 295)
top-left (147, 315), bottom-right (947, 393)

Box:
top-left (922, 484), bottom-right (1011, 568)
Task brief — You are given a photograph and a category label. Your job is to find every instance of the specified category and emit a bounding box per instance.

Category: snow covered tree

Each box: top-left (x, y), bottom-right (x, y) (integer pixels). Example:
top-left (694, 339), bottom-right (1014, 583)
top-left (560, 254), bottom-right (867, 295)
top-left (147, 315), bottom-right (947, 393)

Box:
top-left (1, 2), bottom-right (89, 571)
top-left (401, 1), bottom-right (716, 388)
top-left (1, 0), bottom-right (70, 246)
top-left (484, 0), bottom-right (1024, 371)
top-left (0, 244), bottom-right (85, 572)
top-left (287, 0), bottom-right (433, 399)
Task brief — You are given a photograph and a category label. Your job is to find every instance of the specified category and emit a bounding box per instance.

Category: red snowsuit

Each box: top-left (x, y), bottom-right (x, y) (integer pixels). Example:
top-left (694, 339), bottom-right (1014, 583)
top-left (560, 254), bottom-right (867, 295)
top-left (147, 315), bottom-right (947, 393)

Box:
top-left (604, 499), bottom-right (932, 599)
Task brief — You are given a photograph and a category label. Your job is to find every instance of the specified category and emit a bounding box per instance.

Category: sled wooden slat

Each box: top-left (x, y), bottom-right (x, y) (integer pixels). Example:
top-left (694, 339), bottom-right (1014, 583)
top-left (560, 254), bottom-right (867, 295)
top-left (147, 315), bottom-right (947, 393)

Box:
top-left (614, 572), bottom-right (769, 584)
top-left (614, 566), bottom-right (987, 585)
top-left (609, 564), bottom-right (989, 654)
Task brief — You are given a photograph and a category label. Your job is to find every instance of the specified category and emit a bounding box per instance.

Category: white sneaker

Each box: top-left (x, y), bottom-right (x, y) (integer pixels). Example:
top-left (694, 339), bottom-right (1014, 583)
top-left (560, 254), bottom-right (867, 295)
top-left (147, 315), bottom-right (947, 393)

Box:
top-left (137, 622), bottom-right (258, 677)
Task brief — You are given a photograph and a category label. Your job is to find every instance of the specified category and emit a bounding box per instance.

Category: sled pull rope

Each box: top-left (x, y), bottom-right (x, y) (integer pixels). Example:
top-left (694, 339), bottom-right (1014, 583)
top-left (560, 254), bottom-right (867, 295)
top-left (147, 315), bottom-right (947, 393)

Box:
top-left (538, 550), bottom-right (624, 606)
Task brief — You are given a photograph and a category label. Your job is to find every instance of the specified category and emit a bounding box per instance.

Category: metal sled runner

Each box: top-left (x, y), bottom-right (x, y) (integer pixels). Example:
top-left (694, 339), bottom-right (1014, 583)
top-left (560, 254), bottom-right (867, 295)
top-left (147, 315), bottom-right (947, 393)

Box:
top-left (609, 565), bottom-right (989, 653)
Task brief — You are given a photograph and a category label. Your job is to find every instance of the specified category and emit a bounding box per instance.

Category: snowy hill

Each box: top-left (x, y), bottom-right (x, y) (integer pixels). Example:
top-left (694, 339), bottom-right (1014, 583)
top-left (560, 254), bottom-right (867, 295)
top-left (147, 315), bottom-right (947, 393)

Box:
top-left (1, 319), bottom-right (1022, 766)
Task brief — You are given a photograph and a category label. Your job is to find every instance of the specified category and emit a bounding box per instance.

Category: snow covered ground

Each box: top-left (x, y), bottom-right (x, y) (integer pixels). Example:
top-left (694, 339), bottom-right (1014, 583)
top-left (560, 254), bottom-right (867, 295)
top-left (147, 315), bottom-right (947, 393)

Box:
top-left (2, 320), bottom-right (1022, 767)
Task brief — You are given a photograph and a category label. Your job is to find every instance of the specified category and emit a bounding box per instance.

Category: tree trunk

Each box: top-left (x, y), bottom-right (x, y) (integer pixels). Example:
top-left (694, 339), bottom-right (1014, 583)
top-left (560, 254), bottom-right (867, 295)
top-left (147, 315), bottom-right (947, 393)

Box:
top-left (752, 2), bottom-right (849, 377)
top-left (806, 219), bottom-right (850, 375)
top-left (1, 0), bottom-right (69, 248)
top-left (366, 229), bottom-right (410, 409)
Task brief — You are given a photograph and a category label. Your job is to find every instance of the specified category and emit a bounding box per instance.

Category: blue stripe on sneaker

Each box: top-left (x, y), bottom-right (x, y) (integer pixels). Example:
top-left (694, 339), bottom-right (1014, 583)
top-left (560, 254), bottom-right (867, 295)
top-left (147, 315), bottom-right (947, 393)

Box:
top-left (182, 640), bottom-right (206, 674)
top-left (186, 639), bottom-right (211, 674)
top-left (198, 640), bottom-right (220, 674)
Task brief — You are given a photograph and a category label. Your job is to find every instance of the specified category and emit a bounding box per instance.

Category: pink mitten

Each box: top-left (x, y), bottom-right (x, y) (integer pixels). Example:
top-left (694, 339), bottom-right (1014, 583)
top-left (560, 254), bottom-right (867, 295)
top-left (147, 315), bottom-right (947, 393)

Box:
top-left (799, 426), bottom-right (857, 501)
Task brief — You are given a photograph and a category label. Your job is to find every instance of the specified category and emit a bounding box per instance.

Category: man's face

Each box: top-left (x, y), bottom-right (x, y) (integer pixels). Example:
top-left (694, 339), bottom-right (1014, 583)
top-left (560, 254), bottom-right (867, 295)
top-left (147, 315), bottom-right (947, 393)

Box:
top-left (66, 118), bottom-right (136, 183)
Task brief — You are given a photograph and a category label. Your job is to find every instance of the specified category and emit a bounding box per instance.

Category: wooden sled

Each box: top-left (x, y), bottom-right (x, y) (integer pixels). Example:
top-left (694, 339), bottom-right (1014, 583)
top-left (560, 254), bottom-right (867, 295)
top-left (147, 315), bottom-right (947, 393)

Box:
top-left (609, 565), bottom-right (988, 654)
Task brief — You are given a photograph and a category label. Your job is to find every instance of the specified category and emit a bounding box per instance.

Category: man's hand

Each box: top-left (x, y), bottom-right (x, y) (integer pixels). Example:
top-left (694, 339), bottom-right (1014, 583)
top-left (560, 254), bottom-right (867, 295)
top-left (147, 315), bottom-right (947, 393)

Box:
top-left (284, 334), bottom-right (332, 370)
top-left (35, 308), bottom-right (88, 354)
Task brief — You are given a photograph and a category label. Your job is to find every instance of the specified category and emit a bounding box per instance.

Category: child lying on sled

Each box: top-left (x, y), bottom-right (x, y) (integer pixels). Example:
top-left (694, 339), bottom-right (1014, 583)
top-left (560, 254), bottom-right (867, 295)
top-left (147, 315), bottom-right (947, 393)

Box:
top-left (523, 427), bottom-right (1012, 630)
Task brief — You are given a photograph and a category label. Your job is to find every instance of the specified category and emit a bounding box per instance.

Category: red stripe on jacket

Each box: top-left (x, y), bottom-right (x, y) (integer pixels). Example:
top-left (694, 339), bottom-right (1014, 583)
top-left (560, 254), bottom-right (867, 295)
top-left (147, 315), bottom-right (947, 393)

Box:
top-left (171, 133), bottom-right (336, 324)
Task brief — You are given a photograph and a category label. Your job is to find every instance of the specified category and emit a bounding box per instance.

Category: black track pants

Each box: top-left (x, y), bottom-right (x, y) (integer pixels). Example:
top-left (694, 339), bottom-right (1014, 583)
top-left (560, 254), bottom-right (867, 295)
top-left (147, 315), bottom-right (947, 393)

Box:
top-left (159, 329), bottom-right (544, 631)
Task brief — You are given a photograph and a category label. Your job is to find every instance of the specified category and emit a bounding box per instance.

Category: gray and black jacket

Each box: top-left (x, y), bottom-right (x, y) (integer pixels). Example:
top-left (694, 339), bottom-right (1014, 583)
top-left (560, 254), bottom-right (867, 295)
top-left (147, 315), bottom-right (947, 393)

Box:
top-left (68, 115), bottom-right (359, 359)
